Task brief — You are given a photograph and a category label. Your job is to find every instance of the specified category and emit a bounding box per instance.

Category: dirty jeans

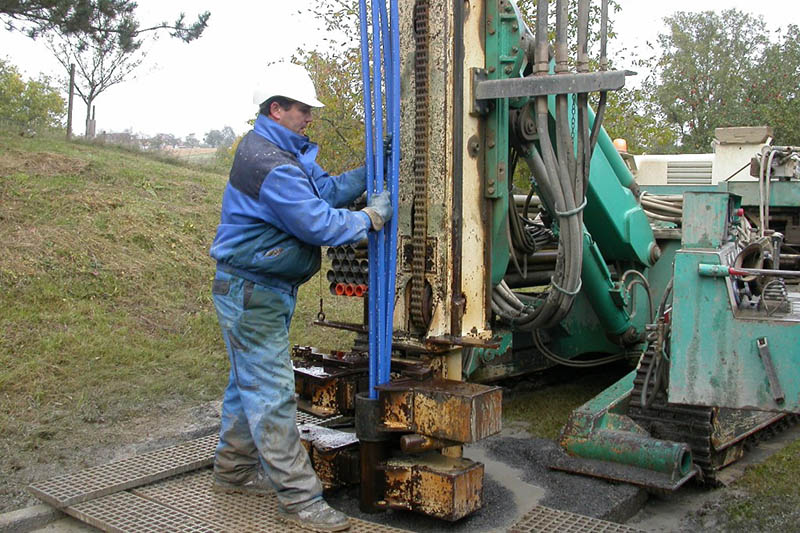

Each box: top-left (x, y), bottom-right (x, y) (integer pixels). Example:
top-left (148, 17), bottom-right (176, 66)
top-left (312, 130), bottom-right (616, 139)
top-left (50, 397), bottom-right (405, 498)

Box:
top-left (211, 269), bottom-right (322, 512)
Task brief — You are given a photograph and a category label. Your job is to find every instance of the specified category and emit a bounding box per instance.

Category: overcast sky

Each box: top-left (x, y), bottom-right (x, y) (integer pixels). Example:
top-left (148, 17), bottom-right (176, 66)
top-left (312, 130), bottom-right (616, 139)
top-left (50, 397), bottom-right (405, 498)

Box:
top-left (1, 0), bottom-right (798, 139)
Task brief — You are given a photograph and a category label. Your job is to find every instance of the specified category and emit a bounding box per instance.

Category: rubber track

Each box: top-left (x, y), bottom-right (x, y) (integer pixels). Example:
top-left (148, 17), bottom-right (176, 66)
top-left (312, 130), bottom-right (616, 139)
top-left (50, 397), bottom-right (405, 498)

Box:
top-left (628, 345), bottom-right (797, 484)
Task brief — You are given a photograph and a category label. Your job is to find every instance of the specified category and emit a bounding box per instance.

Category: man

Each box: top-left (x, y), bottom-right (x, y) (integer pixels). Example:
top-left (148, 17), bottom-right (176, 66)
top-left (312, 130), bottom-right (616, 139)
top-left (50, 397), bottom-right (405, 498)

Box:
top-left (209, 62), bottom-right (391, 532)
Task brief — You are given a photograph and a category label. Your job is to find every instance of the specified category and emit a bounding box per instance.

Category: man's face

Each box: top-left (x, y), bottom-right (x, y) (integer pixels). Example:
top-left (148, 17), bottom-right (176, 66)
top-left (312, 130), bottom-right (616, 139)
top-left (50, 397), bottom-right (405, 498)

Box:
top-left (271, 102), bottom-right (313, 136)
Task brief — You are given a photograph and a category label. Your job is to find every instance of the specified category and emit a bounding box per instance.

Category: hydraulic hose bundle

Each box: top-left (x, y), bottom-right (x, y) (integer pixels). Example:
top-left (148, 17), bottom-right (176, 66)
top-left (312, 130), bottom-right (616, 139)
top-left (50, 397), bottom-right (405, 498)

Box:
top-left (493, 0), bottom-right (610, 331)
top-left (358, 0), bottom-right (400, 398)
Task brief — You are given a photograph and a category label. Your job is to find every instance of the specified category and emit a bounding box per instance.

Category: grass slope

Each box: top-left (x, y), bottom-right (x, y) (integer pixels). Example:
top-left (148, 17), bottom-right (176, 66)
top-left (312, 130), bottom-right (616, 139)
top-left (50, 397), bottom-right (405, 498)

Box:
top-left (0, 132), bottom-right (359, 510)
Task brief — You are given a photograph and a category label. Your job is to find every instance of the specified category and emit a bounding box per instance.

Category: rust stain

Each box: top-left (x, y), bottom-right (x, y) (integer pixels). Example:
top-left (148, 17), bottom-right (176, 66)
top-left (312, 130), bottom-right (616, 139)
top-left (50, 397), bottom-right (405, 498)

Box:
top-left (381, 390), bottom-right (414, 430)
top-left (299, 424), bottom-right (359, 490)
top-left (383, 453), bottom-right (483, 521)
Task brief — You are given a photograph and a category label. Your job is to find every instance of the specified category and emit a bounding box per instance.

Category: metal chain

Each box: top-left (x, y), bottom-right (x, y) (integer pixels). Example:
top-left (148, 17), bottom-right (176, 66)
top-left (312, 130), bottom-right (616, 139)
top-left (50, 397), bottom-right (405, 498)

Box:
top-left (410, 0), bottom-right (430, 330)
top-left (570, 94), bottom-right (576, 136)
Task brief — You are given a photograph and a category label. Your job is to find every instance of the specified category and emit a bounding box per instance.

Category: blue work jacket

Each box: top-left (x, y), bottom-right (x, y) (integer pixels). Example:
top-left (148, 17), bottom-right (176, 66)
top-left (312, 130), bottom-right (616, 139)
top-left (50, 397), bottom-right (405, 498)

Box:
top-left (210, 114), bottom-right (370, 293)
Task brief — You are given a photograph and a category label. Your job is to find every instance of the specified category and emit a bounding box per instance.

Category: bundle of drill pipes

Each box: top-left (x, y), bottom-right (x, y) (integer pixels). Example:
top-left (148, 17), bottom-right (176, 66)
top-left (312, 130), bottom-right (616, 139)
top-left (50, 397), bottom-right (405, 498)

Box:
top-left (359, 0), bottom-right (400, 398)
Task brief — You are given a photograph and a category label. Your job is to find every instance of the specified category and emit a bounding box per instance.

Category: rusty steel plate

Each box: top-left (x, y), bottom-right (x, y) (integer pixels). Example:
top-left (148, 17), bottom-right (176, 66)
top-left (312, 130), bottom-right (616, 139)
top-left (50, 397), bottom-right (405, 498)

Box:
top-left (29, 412), bottom-right (333, 509)
top-left (28, 434), bottom-right (218, 508)
top-left (132, 469), bottom-right (409, 532)
top-left (377, 378), bottom-right (502, 443)
top-left (508, 505), bottom-right (643, 532)
top-left (299, 424), bottom-right (360, 490)
top-left (382, 453), bottom-right (483, 521)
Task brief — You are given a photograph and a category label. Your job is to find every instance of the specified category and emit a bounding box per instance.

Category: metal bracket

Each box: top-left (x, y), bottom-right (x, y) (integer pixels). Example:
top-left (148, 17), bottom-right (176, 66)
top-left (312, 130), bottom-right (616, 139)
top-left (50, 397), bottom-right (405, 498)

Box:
top-left (471, 68), bottom-right (490, 116)
top-left (756, 337), bottom-right (786, 404)
top-left (475, 69), bottom-right (634, 101)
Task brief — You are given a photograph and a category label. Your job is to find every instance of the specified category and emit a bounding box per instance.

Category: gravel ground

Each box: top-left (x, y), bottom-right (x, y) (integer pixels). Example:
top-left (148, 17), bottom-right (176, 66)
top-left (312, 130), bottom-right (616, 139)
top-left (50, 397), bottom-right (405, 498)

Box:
top-left (327, 427), bottom-right (646, 532)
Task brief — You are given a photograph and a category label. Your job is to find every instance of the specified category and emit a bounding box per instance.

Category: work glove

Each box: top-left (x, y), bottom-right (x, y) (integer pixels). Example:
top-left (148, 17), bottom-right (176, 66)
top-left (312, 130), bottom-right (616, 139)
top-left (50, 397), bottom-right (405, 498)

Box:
top-left (362, 190), bottom-right (393, 231)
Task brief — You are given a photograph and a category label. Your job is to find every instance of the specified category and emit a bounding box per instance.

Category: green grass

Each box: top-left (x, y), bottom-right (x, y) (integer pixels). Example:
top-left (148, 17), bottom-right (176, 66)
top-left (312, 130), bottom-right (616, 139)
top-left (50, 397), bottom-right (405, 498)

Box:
top-left (719, 438), bottom-right (800, 531)
top-left (0, 131), bottom-right (359, 463)
top-left (502, 368), bottom-right (628, 439)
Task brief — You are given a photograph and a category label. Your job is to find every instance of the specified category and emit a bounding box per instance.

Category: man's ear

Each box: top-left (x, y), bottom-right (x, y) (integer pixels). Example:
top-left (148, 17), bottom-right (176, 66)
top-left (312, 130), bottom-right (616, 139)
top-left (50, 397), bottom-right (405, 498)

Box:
top-left (269, 101), bottom-right (283, 121)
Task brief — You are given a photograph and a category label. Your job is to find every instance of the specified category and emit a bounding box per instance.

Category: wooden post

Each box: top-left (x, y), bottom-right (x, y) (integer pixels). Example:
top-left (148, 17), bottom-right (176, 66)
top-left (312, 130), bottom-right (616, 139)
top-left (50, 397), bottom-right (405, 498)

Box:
top-left (66, 64), bottom-right (75, 140)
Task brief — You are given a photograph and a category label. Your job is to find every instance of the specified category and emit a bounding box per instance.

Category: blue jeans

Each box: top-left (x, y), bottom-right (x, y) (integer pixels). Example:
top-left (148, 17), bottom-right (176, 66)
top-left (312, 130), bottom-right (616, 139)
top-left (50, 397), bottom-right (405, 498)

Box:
top-left (211, 269), bottom-right (322, 512)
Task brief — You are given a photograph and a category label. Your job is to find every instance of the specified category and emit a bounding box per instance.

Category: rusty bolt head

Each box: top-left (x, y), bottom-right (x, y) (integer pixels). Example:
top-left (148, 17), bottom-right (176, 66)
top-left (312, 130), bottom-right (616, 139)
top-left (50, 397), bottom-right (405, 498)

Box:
top-left (488, 66), bottom-right (496, 73)
top-left (488, 186), bottom-right (495, 194)
top-left (650, 243), bottom-right (662, 263)
top-left (504, 65), bottom-right (513, 74)
top-left (467, 136), bottom-right (480, 158)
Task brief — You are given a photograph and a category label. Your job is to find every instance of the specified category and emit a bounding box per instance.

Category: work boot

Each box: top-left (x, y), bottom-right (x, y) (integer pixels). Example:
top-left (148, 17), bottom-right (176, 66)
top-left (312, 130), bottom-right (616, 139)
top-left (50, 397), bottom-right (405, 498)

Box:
top-left (212, 469), bottom-right (272, 497)
top-left (278, 500), bottom-right (351, 532)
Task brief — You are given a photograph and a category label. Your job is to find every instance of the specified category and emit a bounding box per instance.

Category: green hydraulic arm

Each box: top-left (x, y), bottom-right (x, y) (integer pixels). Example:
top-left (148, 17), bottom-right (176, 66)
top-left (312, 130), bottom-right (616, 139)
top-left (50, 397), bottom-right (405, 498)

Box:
top-left (481, 0), bottom-right (657, 343)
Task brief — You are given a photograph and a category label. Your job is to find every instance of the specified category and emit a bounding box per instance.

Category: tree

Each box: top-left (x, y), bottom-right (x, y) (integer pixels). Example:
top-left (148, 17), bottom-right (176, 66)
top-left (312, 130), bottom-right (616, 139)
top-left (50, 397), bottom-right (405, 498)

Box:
top-left (46, 17), bottom-right (146, 137)
top-left (601, 87), bottom-right (678, 154)
top-left (0, 1), bottom-right (209, 52)
top-left (745, 25), bottom-right (800, 144)
top-left (299, 49), bottom-right (366, 174)
top-left (143, 132), bottom-right (178, 151)
top-left (204, 126), bottom-right (237, 148)
top-left (646, 10), bottom-right (769, 152)
top-left (184, 133), bottom-right (200, 148)
top-left (0, 57), bottom-right (65, 129)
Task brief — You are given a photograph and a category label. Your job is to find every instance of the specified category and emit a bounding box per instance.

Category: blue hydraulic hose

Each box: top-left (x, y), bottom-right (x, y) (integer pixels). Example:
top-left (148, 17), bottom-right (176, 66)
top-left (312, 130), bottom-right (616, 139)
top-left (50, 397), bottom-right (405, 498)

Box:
top-left (360, 0), bottom-right (400, 397)
top-left (358, 0), bottom-right (378, 399)
top-left (382, 0), bottom-right (400, 387)
top-left (376, 0), bottom-right (393, 389)
top-left (371, 0), bottom-right (386, 400)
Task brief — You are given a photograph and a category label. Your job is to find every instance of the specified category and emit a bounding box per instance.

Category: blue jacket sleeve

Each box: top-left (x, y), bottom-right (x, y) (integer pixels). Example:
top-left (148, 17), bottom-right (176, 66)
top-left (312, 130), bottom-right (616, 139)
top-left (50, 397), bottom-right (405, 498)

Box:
top-left (311, 164), bottom-right (367, 208)
top-left (260, 164), bottom-right (371, 247)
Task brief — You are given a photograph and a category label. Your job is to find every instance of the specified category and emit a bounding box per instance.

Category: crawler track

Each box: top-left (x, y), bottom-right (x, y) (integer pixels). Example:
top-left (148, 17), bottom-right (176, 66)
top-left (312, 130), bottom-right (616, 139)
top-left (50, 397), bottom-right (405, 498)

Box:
top-left (628, 341), bottom-right (796, 484)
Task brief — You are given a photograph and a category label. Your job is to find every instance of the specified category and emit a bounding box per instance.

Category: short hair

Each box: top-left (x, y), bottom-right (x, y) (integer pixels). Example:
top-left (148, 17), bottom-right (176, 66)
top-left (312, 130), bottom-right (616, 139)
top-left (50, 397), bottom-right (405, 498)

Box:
top-left (260, 96), bottom-right (295, 116)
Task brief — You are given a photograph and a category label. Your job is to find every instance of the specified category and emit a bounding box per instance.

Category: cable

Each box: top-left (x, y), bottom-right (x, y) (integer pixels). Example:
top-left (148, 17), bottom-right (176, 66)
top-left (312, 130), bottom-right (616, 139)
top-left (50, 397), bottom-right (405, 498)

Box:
top-left (620, 269), bottom-right (653, 323)
top-left (533, 330), bottom-right (629, 367)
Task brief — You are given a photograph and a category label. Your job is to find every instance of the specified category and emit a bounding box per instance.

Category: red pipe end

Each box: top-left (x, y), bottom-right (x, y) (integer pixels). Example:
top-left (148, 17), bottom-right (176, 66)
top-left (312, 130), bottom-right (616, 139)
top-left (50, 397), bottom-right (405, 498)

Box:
top-left (344, 283), bottom-right (355, 296)
top-left (335, 283), bottom-right (346, 295)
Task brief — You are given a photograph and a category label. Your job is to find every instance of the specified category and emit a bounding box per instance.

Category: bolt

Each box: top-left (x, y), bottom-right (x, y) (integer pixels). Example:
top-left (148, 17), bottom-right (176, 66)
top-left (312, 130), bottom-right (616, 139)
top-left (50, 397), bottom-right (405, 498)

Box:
top-left (488, 140), bottom-right (496, 149)
top-left (504, 3), bottom-right (513, 12)
top-left (650, 244), bottom-right (662, 264)
top-left (512, 23), bottom-right (518, 32)
top-left (488, 186), bottom-right (495, 194)
top-left (511, 46), bottom-right (518, 54)
top-left (488, 66), bottom-right (496, 73)
top-left (467, 136), bottom-right (480, 157)
top-left (504, 65), bottom-right (513, 74)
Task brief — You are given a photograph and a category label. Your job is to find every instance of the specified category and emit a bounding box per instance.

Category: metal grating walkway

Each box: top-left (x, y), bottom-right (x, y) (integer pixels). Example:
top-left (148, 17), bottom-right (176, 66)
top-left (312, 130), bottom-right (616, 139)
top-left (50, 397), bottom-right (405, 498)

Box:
top-left (129, 469), bottom-right (407, 532)
top-left (28, 412), bottom-right (333, 509)
top-left (30, 411), bottom-right (642, 532)
top-left (29, 434), bottom-right (218, 508)
top-left (508, 505), bottom-right (642, 532)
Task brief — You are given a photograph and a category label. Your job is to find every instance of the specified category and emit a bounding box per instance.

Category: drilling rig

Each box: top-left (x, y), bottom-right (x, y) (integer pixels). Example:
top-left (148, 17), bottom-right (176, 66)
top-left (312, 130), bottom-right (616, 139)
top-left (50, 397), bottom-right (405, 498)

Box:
top-left (293, 0), bottom-right (800, 521)
top-left (27, 1), bottom-right (800, 529)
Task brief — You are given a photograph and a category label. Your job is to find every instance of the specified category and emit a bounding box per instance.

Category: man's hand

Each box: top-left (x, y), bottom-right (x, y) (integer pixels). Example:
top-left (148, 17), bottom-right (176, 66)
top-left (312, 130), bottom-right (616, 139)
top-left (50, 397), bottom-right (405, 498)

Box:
top-left (362, 190), bottom-right (393, 231)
